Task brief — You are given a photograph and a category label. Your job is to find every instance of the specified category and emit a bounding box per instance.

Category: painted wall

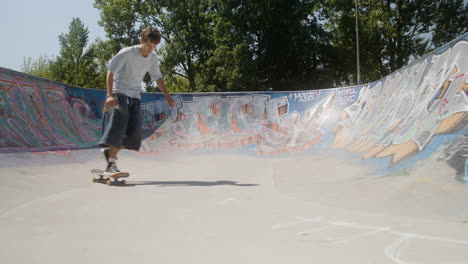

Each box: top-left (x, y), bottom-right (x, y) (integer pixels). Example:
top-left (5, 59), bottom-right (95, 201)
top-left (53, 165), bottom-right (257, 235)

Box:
top-left (0, 34), bottom-right (466, 178)
top-left (0, 71), bottom-right (104, 152)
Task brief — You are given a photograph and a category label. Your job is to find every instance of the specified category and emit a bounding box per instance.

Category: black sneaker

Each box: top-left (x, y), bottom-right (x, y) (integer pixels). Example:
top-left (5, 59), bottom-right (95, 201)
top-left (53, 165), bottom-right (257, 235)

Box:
top-left (105, 162), bottom-right (121, 174)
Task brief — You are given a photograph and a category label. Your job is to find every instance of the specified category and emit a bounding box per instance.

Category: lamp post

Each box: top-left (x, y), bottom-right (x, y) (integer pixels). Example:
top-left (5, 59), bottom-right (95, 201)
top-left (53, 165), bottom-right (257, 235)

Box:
top-left (355, 0), bottom-right (361, 85)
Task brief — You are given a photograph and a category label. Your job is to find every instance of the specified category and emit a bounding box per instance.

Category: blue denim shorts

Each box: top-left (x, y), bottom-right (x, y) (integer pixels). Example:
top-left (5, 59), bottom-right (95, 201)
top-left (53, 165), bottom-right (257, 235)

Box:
top-left (98, 93), bottom-right (142, 151)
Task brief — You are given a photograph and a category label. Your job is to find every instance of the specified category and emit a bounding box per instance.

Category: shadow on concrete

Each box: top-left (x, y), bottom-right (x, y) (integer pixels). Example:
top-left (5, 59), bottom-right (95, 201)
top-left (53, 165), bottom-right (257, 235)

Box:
top-left (112, 180), bottom-right (260, 187)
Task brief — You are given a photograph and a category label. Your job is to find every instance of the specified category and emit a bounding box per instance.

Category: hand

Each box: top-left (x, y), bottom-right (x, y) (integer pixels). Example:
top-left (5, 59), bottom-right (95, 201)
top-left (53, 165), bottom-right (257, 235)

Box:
top-left (106, 95), bottom-right (117, 108)
top-left (167, 96), bottom-right (175, 109)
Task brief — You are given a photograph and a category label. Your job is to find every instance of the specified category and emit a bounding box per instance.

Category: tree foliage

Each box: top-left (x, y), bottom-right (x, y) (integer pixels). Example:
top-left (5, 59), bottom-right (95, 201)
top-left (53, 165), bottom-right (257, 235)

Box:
top-left (93, 0), bottom-right (331, 91)
top-left (21, 55), bottom-right (55, 80)
top-left (23, 1), bottom-right (468, 91)
top-left (318, 0), bottom-right (467, 85)
top-left (431, 0), bottom-right (467, 48)
top-left (49, 18), bottom-right (102, 88)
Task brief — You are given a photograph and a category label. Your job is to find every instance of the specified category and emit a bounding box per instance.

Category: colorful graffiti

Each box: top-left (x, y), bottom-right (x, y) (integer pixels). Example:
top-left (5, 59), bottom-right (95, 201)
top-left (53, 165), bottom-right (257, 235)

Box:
top-left (0, 34), bottom-right (466, 178)
top-left (332, 39), bottom-right (468, 167)
top-left (0, 69), bottom-right (103, 152)
top-left (140, 38), bottom-right (467, 163)
top-left (140, 91), bottom-right (336, 155)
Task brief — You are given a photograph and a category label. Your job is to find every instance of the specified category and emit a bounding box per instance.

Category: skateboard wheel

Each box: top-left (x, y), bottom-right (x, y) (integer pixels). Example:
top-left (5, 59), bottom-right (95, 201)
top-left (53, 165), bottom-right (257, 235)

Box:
top-left (106, 180), bottom-right (112, 186)
top-left (121, 180), bottom-right (126, 185)
top-left (92, 178), bottom-right (97, 183)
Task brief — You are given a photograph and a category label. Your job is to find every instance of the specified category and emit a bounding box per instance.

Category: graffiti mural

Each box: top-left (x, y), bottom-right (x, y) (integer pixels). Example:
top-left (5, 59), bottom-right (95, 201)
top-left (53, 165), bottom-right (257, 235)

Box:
top-left (140, 91), bottom-right (336, 155)
top-left (0, 34), bottom-right (466, 178)
top-left (332, 39), bottom-right (468, 167)
top-left (0, 69), bottom-right (103, 152)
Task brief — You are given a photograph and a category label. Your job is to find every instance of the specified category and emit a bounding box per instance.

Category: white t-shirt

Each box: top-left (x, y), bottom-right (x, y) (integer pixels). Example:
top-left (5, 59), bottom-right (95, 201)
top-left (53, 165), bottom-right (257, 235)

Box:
top-left (108, 44), bottom-right (163, 99)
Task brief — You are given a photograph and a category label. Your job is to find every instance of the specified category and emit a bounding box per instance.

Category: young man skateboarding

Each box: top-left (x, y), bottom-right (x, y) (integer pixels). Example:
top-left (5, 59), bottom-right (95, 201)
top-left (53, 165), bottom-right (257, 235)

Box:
top-left (98, 26), bottom-right (175, 174)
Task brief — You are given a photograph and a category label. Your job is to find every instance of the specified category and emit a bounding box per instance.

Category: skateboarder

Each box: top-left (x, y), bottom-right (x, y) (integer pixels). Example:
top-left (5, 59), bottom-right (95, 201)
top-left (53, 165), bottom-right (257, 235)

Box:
top-left (98, 26), bottom-right (175, 174)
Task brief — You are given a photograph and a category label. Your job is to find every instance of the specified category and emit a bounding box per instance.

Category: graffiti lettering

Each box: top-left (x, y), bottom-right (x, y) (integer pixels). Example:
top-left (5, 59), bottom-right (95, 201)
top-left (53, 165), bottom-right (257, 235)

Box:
top-left (290, 91), bottom-right (321, 103)
top-left (336, 88), bottom-right (357, 105)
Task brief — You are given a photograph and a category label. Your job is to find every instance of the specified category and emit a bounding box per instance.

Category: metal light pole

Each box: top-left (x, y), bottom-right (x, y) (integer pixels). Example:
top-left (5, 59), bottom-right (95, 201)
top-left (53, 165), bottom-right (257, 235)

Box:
top-left (355, 0), bottom-right (361, 85)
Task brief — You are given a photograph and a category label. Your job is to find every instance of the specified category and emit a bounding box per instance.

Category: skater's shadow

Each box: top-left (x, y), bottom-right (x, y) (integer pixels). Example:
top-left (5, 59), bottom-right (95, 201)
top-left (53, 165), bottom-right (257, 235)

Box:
top-left (124, 180), bottom-right (259, 187)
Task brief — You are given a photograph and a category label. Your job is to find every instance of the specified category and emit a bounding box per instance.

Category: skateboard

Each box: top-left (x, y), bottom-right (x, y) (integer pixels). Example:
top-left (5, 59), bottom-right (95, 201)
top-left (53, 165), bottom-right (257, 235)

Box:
top-left (91, 169), bottom-right (129, 186)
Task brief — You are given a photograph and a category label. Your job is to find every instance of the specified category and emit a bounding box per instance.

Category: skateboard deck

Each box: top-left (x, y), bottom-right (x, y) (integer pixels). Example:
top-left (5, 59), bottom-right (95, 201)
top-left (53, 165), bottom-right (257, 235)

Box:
top-left (91, 169), bottom-right (129, 186)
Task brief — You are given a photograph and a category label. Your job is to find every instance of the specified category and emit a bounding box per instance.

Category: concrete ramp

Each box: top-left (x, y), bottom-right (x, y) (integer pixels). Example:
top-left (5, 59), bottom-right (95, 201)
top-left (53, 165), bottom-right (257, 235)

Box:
top-left (0, 35), bottom-right (467, 263)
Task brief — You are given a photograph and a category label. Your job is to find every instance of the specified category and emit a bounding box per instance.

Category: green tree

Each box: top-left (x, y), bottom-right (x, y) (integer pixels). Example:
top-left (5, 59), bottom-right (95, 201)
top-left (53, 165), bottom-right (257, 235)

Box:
top-left (93, 0), bottom-right (467, 91)
top-left (49, 18), bottom-right (101, 88)
top-left (94, 0), bottom-right (330, 91)
top-left (95, 0), bottom-right (218, 92)
top-left (318, 0), bottom-right (467, 85)
top-left (89, 39), bottom-right (122, 89)
top-left (234, 0), bottom-right (328, 91)
top-left (431, 0), bottom-right (467, 48)
top-left (21, 55), bottom-right (55, 79)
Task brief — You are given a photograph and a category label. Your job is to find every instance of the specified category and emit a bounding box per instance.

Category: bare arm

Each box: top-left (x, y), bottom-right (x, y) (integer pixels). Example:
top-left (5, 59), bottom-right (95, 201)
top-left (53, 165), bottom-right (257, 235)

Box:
top-left (156, 79), bottom-right (175, 108)
top-left (105, 71), bottom-right (117, 107)
top-left (106, 71), bottom-right (114, 97)
top-left (156, 79), bottom-right (170, 97)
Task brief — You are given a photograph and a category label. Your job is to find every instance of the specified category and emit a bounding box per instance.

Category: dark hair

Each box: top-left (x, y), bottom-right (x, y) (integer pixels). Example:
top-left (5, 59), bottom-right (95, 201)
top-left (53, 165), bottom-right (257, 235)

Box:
top-left (141, 27), bottom-right (161, 44)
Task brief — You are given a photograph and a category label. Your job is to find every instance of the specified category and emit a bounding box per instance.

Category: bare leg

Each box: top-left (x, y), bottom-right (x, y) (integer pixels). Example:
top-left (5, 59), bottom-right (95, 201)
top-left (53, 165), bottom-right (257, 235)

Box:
top-left (104, 145), bottom-right (126, 174)
top-left (108, 145), bottom-right (126, 160)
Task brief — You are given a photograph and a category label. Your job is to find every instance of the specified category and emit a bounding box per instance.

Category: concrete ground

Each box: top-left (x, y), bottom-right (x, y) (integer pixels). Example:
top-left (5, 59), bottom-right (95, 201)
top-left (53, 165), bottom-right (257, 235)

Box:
top-left (1, 150), bottom-right (468, 264)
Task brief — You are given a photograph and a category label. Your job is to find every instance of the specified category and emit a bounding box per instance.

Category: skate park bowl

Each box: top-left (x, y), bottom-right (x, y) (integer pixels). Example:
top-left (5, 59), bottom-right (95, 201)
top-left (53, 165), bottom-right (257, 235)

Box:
top-left (0, 34), bottom-right (467, 264)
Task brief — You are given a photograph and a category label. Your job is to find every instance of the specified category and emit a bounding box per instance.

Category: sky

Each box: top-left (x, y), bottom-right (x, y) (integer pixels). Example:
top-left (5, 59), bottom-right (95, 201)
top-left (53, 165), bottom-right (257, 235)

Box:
top-left (0, 0), bottom-right (106, 71)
